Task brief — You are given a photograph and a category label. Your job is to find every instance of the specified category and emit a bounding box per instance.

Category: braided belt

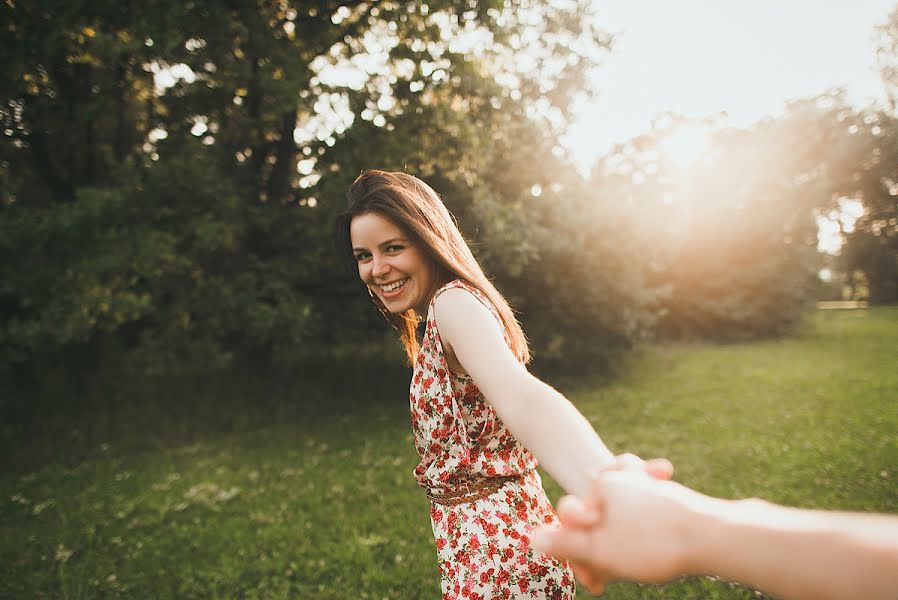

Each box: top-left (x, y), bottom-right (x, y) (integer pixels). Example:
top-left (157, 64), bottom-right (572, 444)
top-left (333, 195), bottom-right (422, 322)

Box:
top-left (426, 475), bottom-right (520, 506)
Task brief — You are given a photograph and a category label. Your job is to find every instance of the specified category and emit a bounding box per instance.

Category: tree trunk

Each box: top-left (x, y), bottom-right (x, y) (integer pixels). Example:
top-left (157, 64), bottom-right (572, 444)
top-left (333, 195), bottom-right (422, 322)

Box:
top-left (266, 110), bottom-right (298, 204)
top-left (27, 129), bottom-right (75, 203)
top-left (114, 59), bottom-right (130, 163)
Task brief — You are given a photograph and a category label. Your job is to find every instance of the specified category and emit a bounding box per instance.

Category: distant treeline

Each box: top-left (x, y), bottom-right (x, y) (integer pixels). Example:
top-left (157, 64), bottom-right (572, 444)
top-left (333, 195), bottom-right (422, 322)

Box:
top-left (1, 1), bottom-right (896, 382)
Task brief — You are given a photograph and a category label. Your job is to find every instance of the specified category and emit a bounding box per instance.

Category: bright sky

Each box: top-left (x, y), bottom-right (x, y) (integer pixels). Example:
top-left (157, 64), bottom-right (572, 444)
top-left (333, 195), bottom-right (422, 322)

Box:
top-left (564, 0), bottom-right (897, 169)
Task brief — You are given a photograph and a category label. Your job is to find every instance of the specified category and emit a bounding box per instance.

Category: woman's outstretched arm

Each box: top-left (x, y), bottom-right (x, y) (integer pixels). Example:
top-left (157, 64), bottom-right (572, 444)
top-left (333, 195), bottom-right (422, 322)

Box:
top-left (433, 288), bottom-right (616, 497)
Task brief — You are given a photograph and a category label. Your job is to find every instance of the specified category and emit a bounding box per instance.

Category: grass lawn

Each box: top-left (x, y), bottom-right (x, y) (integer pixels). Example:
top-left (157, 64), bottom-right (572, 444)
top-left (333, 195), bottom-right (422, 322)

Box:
top-left (2, 308), bottom-right (897, 598)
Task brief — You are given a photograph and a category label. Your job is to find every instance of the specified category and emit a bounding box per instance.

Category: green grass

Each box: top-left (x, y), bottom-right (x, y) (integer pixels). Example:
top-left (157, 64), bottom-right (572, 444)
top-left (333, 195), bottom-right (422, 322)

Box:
top-left (2, 308), bottom-right (897, 598)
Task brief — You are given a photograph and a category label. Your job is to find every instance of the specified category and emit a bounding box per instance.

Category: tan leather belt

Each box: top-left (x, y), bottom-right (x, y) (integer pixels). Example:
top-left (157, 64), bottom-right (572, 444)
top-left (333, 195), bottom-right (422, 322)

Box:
top-left (426, 475), bottom-right (520, 506)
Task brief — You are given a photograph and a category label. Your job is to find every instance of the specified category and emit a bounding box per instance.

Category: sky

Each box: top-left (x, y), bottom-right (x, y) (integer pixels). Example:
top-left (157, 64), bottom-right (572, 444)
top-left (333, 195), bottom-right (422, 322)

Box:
top-left (563, 0), bottom-right (897, 169)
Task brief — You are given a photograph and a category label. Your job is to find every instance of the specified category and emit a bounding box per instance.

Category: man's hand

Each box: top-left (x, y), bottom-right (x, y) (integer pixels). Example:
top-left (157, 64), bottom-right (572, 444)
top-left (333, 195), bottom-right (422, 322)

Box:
top-left (536, 454), bottom-right (674, 593)
top-left (533, 466), bottom-right (701, 595)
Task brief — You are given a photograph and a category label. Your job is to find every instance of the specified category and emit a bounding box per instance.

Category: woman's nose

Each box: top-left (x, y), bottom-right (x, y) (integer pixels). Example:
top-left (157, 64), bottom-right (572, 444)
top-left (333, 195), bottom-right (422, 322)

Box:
top-left (371, 256), bottom-right (390, 278)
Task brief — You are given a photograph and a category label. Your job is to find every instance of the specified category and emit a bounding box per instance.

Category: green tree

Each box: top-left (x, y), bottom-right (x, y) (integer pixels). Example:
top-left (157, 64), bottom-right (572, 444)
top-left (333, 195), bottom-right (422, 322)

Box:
top-left (832, 8), bottom-right (898, 303)
top-left (3, 1), bottom-right (653, 377)
top-left (836, 110), bottom-right (898, 304)
top-left (590, 103), bottom-right (849, 340)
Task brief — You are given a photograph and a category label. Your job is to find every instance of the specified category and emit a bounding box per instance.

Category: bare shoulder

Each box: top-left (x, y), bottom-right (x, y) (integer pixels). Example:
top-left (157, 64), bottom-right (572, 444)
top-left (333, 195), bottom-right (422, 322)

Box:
top-left (433, 286), bottom-right (495, 324)
top-left (433, 285), bottom-right (484, 312)
top-left (433, 285), bottom-right (528, 398)
top-left (432, 286), bottom-right (503, 341)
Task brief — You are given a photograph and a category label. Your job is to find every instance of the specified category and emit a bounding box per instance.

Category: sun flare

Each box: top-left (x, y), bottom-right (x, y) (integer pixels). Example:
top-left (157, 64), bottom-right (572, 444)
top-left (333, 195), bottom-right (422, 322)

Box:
top-left (658, 124), bottom-right (709, 168)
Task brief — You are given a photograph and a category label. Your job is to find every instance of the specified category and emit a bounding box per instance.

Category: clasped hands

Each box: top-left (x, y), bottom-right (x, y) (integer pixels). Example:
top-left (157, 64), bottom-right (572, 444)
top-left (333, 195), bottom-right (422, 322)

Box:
top-left (530, 453), bottom-right (693, 595)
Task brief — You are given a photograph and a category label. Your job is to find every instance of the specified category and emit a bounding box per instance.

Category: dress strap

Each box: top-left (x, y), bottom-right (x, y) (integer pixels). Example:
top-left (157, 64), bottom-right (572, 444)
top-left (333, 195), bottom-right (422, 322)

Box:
top-left (427, 279), bottom-right (507, 350)
top-left (427, 279), bottom-right (503, 328)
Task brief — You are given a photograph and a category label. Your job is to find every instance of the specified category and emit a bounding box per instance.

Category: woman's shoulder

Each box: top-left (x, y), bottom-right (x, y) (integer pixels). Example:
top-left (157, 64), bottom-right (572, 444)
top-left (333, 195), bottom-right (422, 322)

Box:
top-left (430, 279), bottom-right (487, 309)
top-left (430, 279), bottom-right (500, 326)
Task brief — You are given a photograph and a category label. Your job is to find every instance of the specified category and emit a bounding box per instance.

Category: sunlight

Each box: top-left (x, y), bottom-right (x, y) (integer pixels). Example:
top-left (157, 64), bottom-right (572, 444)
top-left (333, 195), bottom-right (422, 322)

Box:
top-left (816, 198), bottom-right (865, 255)
top-left (658, 124), bottom-right (709, 168)
top-left (564, 0), bottom-right (894, 170)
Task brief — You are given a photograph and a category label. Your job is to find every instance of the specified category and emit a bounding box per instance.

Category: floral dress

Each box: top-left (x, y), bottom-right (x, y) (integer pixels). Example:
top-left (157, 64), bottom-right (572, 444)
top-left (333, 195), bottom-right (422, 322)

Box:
top-left (409, 279), bottom-right (574, 600)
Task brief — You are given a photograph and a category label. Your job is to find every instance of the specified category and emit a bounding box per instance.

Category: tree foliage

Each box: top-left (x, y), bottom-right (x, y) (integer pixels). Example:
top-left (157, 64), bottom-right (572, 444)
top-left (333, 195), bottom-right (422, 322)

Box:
top-left (3, 0), bottom-right (889, 383)
top-left (834, 9), bottom-right (898, 304)
top-left (3, 1), bottom-right (655, 375)
top-left (589, 99), bottom-right (867, 340)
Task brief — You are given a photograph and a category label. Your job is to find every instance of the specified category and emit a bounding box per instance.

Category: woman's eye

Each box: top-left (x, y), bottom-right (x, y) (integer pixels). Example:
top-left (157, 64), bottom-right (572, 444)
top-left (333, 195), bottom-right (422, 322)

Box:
top-left (387, 245), bottom-right (403, 253)
top-left (354, 253), bottom-right (370, 262)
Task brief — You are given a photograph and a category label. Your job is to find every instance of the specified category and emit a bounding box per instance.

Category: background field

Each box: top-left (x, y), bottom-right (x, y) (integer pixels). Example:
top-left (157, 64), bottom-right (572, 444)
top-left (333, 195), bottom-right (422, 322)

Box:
top-left (3, 307), bottom-right (896, 599)
top-left (5, 3), bottom-right (898, 598)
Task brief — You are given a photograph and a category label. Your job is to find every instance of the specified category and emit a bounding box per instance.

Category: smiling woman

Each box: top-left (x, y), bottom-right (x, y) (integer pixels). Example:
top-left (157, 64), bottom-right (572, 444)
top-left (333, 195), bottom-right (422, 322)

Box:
top-left (335, 170), bottom-right (530, 365)
top-left (350, 212), bottom-right (439, 315)
top-left (333, 170), bottom-right (670, 600)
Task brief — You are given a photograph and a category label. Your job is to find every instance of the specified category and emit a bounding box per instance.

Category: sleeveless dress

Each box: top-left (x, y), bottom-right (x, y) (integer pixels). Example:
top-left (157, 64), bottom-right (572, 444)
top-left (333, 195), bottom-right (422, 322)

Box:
top-left (409, 279), bottom-right (574, 600)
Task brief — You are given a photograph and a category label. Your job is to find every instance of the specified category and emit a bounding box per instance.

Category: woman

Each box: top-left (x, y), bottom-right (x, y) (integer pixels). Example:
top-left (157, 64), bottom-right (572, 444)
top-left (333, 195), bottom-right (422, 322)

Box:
top-left (336, 169), bottom-right (622, 599)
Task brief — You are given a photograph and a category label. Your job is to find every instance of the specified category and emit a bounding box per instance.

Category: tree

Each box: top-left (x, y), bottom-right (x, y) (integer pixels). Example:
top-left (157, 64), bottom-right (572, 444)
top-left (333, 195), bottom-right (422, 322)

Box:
top-left (588, 103), bottom-right (851, 340)
top-left (3, 1), bottom-right (653, 376)
top-left (837, 110), bottom-right (898, 304)
top-left (831, 7), bottom-right (898, 304)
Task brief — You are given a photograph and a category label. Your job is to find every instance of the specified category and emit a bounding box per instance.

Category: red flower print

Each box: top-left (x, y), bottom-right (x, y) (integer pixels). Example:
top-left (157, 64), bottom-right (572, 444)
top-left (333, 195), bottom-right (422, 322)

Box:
top-left (462, 578), bottom-right (473, 596)
top-left (410, 281), bottom-right (572, 599)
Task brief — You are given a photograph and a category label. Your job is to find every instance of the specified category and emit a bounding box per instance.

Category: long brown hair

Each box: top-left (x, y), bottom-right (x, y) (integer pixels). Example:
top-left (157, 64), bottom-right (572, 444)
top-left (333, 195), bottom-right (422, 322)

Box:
top-left (336, 170), bottom-right (530, 365)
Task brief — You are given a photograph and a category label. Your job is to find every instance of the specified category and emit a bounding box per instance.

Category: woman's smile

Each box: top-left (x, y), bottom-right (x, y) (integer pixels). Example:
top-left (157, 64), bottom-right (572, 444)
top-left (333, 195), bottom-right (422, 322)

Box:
top-left (350, 212), bottom-right (438, 314)
top-left (379, 277), bottom-right (409, 298)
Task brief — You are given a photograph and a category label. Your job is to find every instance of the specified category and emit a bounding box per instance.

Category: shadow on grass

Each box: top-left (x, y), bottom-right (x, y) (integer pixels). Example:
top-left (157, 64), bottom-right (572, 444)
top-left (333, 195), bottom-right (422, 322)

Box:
top-left (1, 342), bottom-right (412, 477)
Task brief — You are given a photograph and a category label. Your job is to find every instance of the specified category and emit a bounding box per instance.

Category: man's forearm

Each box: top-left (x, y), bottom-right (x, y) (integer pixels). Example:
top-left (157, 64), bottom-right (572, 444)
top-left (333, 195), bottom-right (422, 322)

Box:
top-left (690, 497), bottom-right (898, 600)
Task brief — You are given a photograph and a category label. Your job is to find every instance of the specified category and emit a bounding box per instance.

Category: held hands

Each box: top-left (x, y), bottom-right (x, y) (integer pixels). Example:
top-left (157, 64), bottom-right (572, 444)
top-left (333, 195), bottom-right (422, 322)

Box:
top-left (531, 454), bottom-right (692, 595)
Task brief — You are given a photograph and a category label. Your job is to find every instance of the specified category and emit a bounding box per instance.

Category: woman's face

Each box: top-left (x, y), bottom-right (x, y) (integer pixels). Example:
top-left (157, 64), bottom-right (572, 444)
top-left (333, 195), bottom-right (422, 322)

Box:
top-left (350, 212), bottom-right (439, 315)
